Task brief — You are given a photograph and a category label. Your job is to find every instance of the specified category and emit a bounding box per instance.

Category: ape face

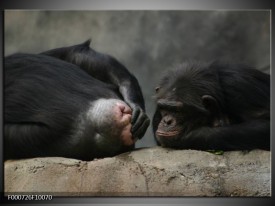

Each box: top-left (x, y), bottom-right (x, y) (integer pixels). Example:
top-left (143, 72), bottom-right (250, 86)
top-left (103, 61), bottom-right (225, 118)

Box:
top-left (153, 91), bottom-right (211, 148)
top-left (153, 66), bottom-right (215, 148)
top-left (87, 99), bottom-right (134, 147)
top-left (68, 98), bottom-right (135, 157)
top-left (152, 62), bottom-right (270, 151)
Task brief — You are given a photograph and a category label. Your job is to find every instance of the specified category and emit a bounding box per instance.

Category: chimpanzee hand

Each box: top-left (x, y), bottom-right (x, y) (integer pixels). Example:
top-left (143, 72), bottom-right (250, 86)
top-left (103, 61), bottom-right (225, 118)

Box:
top-left (127, 102), bottom-right (150, 140)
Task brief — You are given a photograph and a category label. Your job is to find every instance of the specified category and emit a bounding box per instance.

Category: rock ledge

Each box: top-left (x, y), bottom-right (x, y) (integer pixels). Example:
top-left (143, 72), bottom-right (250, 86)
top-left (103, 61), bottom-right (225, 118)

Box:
top-left (4, 147), bottom-right (271, 196)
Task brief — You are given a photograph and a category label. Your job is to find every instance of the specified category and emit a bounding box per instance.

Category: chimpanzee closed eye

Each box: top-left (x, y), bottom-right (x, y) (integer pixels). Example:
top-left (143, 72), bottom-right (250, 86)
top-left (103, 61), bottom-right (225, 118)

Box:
top-left (5, 40), bottom-right (150, 160)
top-left (153, 62), bottom-right (270, 151)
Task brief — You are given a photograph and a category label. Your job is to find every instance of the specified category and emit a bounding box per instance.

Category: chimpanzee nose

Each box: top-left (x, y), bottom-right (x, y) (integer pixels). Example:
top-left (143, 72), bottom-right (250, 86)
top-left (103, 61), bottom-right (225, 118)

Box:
top-left (163, 116), bottom-right (175, 126)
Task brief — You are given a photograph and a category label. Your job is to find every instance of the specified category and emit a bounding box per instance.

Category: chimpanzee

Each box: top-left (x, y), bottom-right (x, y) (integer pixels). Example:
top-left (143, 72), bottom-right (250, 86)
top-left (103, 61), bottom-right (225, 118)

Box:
top-left (4, 40), bottom-right (150, 160)
top-left (153, 62), bottom-right (270, 151)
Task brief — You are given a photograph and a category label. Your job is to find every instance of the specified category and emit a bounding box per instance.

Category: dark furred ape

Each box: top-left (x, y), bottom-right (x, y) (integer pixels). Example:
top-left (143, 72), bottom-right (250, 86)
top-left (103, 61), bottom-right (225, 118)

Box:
top-left (5, 40), bottom-right (150, 160)
top-left (153, 62), bottom-right (270, 151)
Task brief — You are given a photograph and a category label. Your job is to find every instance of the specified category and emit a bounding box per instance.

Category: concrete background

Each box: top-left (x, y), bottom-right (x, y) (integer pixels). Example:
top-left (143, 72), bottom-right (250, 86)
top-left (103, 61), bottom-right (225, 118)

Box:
top-left (4, 10), bottom-right (270, 148)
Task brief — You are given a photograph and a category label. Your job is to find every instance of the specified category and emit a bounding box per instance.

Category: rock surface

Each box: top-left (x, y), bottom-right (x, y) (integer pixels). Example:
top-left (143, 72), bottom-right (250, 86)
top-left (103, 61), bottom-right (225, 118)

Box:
top-left (4, 147), bottom-right (271, 196)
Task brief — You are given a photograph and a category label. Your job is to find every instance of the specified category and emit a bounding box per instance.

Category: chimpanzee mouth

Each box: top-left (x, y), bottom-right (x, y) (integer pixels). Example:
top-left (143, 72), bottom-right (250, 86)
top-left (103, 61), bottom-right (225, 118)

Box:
top-left (156, 130), bottom-right (181, 138)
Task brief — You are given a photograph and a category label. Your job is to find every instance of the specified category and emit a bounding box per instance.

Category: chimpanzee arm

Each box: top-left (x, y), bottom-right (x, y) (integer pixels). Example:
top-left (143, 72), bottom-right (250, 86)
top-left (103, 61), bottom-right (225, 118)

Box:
top-left (181, 119), bottom-right (270, 151)
top-left (41, 40), bottom-right (150, 140)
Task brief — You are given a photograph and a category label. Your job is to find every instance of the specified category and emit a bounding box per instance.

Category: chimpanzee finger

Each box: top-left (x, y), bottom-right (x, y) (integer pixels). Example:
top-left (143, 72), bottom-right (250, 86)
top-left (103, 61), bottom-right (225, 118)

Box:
top-left (131, 110), bottom-right (148, 134)
top-left (132, 113), bottom-right (150, 139)
top-left (133, 118), bottom-right (150, 140)
top-left (131, 106), bottom-right (140, 125)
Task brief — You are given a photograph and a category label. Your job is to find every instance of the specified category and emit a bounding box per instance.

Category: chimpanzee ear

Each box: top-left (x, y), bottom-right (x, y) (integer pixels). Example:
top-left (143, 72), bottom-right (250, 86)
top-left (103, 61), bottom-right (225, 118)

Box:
top-left (202, 95), bottom-right (219, 114)
top-left (155, 86), bottom-right (160, 93)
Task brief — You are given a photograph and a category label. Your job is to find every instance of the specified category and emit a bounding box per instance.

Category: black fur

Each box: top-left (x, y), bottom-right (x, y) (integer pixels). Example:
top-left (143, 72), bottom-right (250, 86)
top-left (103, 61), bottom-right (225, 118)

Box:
top-left (153, 62), bottom-right (270, 151)
top-left (5, 41), bottom-right (150, 160)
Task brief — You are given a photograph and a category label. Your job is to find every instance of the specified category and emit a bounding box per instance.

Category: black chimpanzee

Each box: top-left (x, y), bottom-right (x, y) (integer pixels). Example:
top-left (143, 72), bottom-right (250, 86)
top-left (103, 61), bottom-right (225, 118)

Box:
top-left (153, 62), bottom-right (270, 151)
top-left (5, 40), bottom-right (150, 160)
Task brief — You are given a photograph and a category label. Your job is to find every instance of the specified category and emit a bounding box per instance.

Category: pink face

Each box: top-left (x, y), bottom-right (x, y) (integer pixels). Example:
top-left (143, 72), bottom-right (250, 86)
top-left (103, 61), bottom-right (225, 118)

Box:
top-left (112, 101), bottom-right (134, 146)
top-left (87, 98), bottom-right (135, 147)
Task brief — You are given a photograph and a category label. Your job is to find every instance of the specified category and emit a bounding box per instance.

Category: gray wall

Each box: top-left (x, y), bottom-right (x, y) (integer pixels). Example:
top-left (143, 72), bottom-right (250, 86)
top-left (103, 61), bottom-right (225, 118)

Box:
top-left (4, 11), bottom-right (270, 148)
